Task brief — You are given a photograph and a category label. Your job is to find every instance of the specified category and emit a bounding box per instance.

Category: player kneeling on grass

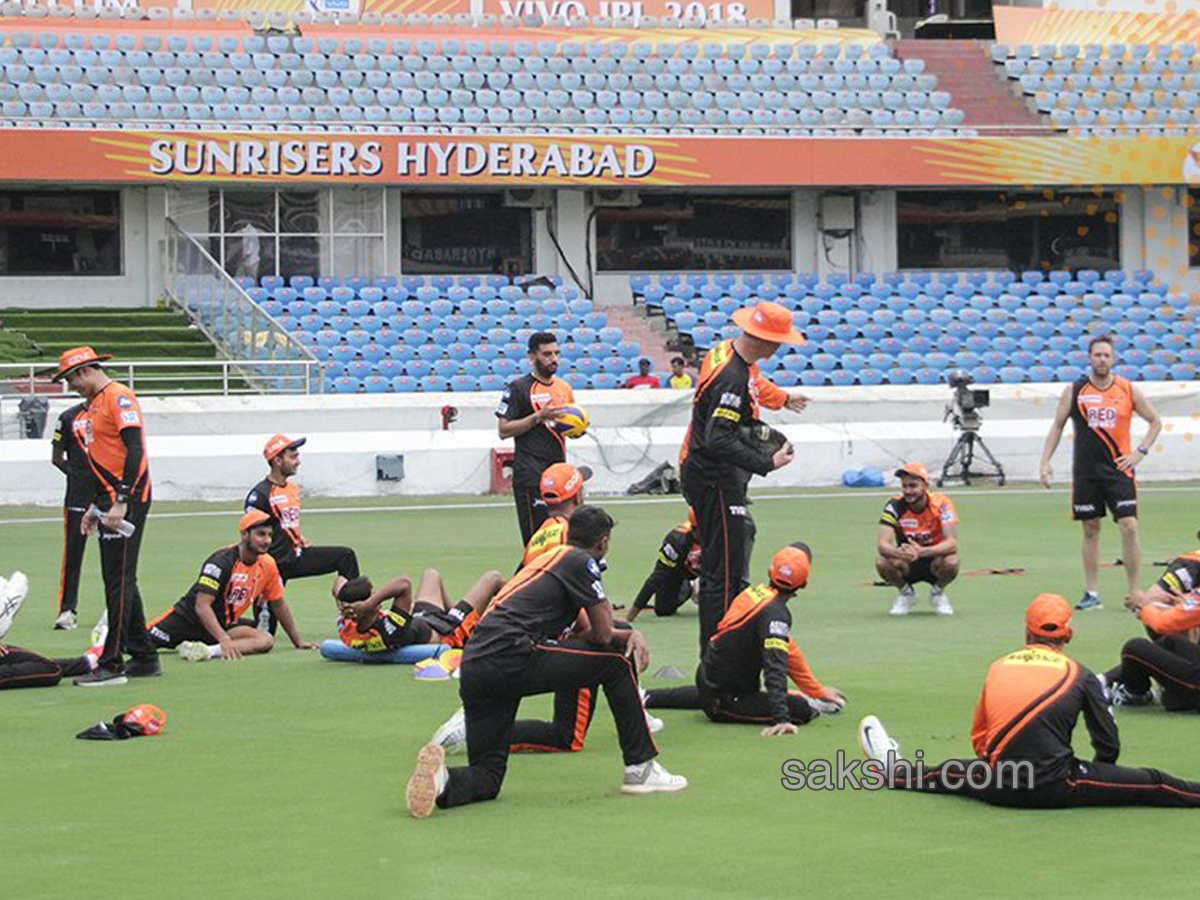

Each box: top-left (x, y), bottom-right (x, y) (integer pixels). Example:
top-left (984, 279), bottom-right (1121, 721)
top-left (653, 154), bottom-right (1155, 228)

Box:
top-left (335, 568), bottom-right (505, 653)
top-left (1101, 539), bottom-right (1200, 711)
top-left (859, 594), bottom-right (1200, 808)
top-left (405, 505), bottom-right (686, 818)
top-left (876, 462), bottom-right (959, 617)
top-left (145, 511), bottom-right (316, 662)
top-left (624, 509), bottom-right (701, 623)
top-left (644, 542), bottom-right (846, 736)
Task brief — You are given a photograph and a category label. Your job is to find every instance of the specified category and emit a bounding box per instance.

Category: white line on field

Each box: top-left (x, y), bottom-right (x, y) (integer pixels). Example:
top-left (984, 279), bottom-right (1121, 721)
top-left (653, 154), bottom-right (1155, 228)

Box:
top-left (0, 484), bottom-right (1196, 527)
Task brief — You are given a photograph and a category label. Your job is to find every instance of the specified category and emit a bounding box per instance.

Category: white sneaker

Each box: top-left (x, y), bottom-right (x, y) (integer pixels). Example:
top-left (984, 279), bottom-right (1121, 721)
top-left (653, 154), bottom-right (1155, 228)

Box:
top-left (889, 584), bottom-right (917, 616)
top-left (0, 571), bottom-right (29, 639)
top-left (54, 610), bottom-right (78, 631)
top-left (406, 744), bottom-right (448, 818)
top-left (621, 760), bottom-right (688, 794)
top-left (858, 715), bottom-right (902, 773)
top-left (430, 707), bottom-right (467, 755)
top-left (639, 687), bottom-right (665, 734)
top-left (178, 641), bottom-right (210, 663)
top-left (930, 586), bottom-right (954, 616)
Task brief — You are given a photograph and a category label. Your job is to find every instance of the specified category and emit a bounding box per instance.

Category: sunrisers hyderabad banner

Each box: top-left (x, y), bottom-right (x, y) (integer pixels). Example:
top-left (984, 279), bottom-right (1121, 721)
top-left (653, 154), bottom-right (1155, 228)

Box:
top-left (3, 131), bottom-right (1200, 187)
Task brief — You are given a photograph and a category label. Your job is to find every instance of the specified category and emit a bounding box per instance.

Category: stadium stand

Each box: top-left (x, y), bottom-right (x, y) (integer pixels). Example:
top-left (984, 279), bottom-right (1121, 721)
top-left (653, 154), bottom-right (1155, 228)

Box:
top-left (175, 273), bottom-right (649, 393)
top-left (0, 26), bottom-right (971, 135)
top-left (632, 270), bottom-right (1200, 386)
top-left (992, 41), bottom-right (1200, 133)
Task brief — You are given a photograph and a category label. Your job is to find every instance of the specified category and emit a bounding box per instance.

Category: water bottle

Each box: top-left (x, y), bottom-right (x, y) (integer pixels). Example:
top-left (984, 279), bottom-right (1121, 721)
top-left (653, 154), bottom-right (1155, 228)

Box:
top-left (90, 507), bottom-right (136, 538)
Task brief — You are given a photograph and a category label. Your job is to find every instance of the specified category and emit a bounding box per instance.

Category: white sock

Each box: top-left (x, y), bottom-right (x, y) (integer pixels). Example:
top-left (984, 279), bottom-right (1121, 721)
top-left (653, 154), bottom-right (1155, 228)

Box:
top-left (207, 644), bottom-right (223, 659)
top-left (434, 764), bottom-right (448, 795)
top-left (84, 651), bottom-right (100, 671)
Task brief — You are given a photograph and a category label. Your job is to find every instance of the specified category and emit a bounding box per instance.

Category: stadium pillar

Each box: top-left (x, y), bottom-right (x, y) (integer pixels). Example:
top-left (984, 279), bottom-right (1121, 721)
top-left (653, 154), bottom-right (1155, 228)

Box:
top-left (544, 189), bottom-right (593, 300)
top-left (793, 190), bottom-right (819, 276)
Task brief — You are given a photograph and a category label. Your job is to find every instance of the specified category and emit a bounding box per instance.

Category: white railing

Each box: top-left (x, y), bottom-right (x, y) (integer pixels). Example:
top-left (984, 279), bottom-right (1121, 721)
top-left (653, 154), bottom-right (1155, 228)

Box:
top-left (0, 358), bottom-right (324, 398)
top-left (162, 218), bottom-right (323, 394)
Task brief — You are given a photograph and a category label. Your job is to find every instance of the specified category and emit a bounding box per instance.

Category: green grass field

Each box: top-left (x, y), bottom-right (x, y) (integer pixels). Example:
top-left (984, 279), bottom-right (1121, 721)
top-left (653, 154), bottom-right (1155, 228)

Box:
top-left (3, 484), bottom-right (1199, 900)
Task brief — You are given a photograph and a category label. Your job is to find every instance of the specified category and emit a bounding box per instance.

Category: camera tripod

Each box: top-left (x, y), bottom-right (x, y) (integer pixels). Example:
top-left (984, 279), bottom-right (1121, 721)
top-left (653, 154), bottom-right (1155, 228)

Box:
top-left (937, 424), bottom-right (1006, 487)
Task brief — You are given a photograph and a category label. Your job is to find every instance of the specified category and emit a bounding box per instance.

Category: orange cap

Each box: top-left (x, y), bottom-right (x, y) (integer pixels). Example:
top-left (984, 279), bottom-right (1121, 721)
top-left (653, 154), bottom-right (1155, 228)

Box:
top-left (50, 346), bottom-right (112, 381)
top-left (540, 463), bottom-right (592, 503)
top-left (731, 301), bottom-right (806, 345)
top-left (239, 509), bottom-right (272, 532)
top-left (895, 462), bottom-right (930, 483)
top-left (1026, 593), bottom-right (1074, 640)
top-left (769, 542), bottom-right (812, 591)
top-left (263, 433), bottom-right (306, 460)
top-left (122, 704), bottom-right (166, 736)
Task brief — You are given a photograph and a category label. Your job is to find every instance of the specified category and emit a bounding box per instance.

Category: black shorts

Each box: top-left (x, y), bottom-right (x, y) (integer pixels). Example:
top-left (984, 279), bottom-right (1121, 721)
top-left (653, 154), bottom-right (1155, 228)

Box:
top-left (903, 557), bottom-right (936, 585)
top-left (414, 601), bottom-right (478, 650)
top-left (146, 609), bottom-right (212, 648)
top-left (1072, 472), bottom-right (1137, 521)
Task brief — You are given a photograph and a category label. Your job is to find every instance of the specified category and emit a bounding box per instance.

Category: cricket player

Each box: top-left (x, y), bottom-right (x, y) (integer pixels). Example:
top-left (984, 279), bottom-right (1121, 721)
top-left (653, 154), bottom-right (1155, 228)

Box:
top-left (876, 462), bottom-right (959, 616)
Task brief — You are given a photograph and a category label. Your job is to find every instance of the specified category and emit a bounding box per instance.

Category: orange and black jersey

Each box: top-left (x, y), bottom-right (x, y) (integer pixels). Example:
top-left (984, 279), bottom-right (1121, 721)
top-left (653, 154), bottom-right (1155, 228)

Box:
top-left (632, 521), bottom-right (699, 610)
top-left (683, 341), bottom-right (778, 485)
top-left (169, 546), bottom-right (284, 629)
top-left (495, 374), bottom-right (575, 479)
top-left (699, 583), bottom-right (830, 723)
top-left (1070, 375), bottom-right (1135, 479)
top-left (880, 493), bottom-right (958, 547)
top-left (1139, 550), bottom-right (1200, 635)
top-left (521, 514), bottom-right (569, 568)
top-left (52, 402), bottom-right (94, 502)
top-left (339, 602), bottom-right (479, 653)
top-left (245, 478), bottom-right (304, 564)
top-left (81, 381), bottom-right (149, 504)
top-left (970, 645), bottom-right (1118, 783)
top-left (465, 545), bottom-right (606, 667)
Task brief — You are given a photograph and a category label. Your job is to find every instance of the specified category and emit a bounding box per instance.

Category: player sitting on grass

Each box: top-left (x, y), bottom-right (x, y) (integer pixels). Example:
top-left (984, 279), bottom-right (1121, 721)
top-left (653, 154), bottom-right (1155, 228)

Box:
top-left (859, 594), bottom-right (1200, 807)
top-left (876, 462), bottom-right (959, 617)
top-left (0, 571), bottom-right (103, 690)
top-left (146, 511), bottom-right (316, 662)
top-left (518, 462), bottom-right (590, 568)
top-left (625, 510), bottom-right (701, 622)
top-left (335, 568), bottom-right (505, 654)
top-left (644, 542), bottom-right (847, 737)
top-left (1101, 539), bottom-right (1200, 710)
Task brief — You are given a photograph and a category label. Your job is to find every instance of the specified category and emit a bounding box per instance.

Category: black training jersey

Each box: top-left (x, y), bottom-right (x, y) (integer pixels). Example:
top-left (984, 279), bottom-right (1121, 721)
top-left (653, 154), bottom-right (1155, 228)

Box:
top-left (495, 373), bottom-right (575, 480)
top-left (699, 584), bottom-right (796, 722)
top-left (465, 545), bottom-right (606, 665)
top-left (245, 477), bottom-right (303, 564)
top-left (970, 645), bottom-right (1119, 784)
top-left (632, 523), bottom-right (699, 611)
top-left (338, 608), bottom-right (434, 651)
top-left (52, 402), bottom-right (93, 503)
top-left (172, 546), bottom-right (284, 628)
top-left (1158, 551), bottom-right (1200, 597)
top-left (683, 342), bottom-right (775, 486)
top-left (1069, 375), bottom-right (1134, 480)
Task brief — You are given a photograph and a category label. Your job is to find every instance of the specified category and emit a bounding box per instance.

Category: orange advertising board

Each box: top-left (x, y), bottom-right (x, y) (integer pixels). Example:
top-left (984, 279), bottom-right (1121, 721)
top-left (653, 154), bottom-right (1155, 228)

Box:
top-left (1, 130), bottom-right (1197, 187)
top-left (994, 6), bottom-right (1200, 48)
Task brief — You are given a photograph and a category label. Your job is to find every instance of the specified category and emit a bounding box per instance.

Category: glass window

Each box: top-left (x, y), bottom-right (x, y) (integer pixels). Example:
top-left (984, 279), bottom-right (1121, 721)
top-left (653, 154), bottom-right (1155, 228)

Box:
top-left (333, 190), bottom-right (383, 234)
top-left (280, 191), bottom-right (321, 234)
top-left (1187, 188), bottom-right (1200, 268)
top-left (897, 190), bottom-right (1121, 272)
top-left (595, 193), bottom-right (791, 271)
top-left (0, 190), bottom-right (121, 276)
top-left (401, 192), bottom-right (532, 275)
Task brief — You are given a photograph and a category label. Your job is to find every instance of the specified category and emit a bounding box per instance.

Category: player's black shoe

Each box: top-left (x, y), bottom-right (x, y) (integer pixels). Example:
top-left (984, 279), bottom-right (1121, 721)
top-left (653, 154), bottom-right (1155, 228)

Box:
top-left (125, 657), bottom-right (162, 678)
top-left (74, 667), bottom-right (128, 687)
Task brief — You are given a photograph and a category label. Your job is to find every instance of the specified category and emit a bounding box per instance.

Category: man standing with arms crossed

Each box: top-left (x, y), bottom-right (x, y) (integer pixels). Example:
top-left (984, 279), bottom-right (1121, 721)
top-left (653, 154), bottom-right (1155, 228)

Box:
top-left (496, 332), bottom-right (574, 546)
top-left (50, 400), bottom-right (92, 630)
top-left (52, 347), bottom-right (159, 686)
top-left (682, 301), bottom-right (806, 649)
top-left (1040, 335), bottom-right (1161, 610)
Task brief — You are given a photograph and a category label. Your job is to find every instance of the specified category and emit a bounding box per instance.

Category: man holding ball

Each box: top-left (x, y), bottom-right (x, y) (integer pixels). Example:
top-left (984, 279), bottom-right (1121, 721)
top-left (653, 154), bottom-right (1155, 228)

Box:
top-left (496, 332), bottom-right (578, 545)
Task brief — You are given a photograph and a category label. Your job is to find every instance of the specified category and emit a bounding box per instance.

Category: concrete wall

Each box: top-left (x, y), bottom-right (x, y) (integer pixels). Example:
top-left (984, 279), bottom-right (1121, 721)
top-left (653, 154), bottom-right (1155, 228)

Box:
top-left (2, 382), bottom-right (1196, 505)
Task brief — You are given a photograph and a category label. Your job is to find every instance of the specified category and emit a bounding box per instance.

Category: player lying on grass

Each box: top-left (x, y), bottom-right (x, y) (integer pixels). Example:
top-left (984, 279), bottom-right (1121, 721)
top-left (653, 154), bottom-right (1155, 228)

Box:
top-left (1101, 540), bottom-right (1200, 711)
top-left (405, 506), bottom-right (686, 818)
top-left (859, 593), bottom-right (1200, 807)
top-left (335, 567), bottom-right (505, 653)
top-left (624, 510), bottom-right (701, 623)
top-left (876, 462), bottom-right (959, 617)
top-left (643, 542), bottom-right (847, 737)
top-left (146, 510), bottom-right (316, 662)
top-left (0, 571), bottom-right (103, 690)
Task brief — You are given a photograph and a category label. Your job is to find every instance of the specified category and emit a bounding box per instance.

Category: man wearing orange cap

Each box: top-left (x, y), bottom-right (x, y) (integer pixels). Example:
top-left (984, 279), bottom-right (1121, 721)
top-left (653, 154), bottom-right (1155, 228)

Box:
top-left (51, 347), bottom-right (159, 686)
top-left (645, 543), bottom-right (846, 736)
top-left (625, 510), bottom-right (701, 622)
top-left (682, 301), bottom-right (808, 650)
top-left (1100, 542), bottom-right (1200, 710)
top-left (859, 594), bottom-right (1200, 807)
top-left (245, 434), bottom-right (359, 629)
top-left (876, 462), bottom-right (959, 616)
top-left (518, 462), bottom-right (591, 569)
top-left (145, 510), bottom-right (315, 662)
